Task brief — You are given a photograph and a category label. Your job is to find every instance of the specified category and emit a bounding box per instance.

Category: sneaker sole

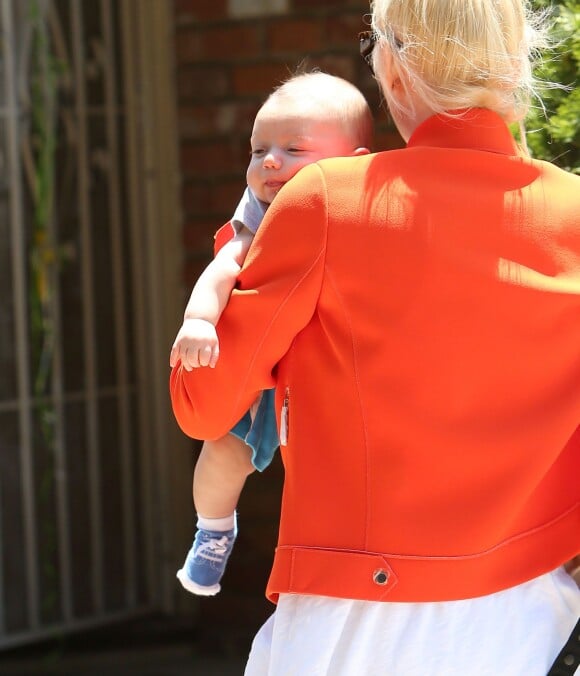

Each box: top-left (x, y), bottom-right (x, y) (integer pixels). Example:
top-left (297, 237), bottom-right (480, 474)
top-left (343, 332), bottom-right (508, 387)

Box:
top-left (176, 568), bottom-right (221, 596)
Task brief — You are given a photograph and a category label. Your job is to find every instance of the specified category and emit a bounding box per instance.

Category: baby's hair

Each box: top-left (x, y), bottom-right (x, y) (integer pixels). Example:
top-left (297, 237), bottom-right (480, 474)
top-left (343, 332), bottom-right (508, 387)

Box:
top-left (370, 0), bottom-right (549, 127)
top-left (266, 70), bottom-right (374, 150)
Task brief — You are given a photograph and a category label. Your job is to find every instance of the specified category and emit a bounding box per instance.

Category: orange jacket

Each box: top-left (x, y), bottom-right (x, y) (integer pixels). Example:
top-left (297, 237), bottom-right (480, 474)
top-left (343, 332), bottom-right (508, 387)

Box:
top-left (171, 108), bottom-right (580, 603)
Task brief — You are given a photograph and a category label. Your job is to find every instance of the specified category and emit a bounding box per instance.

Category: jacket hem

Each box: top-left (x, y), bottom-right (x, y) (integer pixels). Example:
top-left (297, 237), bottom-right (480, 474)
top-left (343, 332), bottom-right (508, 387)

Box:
top-left (266, 502), bottom-right (580, 603)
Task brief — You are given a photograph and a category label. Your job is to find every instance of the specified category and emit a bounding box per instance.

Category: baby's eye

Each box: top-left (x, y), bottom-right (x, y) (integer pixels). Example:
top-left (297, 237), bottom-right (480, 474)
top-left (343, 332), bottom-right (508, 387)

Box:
top-left (250, 148), bottom-right (265, 156)
top-left (287, 147), bottom-right (305, 153)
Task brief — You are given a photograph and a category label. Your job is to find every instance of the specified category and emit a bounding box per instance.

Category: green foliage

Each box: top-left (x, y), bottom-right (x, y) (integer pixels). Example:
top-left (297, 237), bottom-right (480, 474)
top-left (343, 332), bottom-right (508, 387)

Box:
top-left (27, 0), bottom-right (63, 627)
top-left (526, 0), bottom-right (580, 173)
top-left (28, 0), bottom-right (59, 400)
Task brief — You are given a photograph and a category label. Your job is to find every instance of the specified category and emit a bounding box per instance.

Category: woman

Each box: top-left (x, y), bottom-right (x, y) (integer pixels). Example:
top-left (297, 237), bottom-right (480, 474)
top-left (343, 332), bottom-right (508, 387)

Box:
top-left (171, 0), bottom-right (580, 673)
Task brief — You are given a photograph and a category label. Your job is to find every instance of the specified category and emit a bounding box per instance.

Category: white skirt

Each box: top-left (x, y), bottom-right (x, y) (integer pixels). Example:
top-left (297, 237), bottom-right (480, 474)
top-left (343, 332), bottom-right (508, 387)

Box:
top-left (245, 567), bottom-right (580, 676)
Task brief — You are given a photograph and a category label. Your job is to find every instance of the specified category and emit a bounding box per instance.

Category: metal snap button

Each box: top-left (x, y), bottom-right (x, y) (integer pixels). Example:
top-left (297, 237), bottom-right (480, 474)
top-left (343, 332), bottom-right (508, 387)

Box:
top-left (373, 569), bottom-right (389, 585)
top-left (563, 654), bottom-right (575, 667)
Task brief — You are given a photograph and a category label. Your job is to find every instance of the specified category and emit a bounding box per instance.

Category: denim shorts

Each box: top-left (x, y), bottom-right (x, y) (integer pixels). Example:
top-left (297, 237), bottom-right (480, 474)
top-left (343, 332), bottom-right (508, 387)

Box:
top-left (230, 388), bottom-right (279, 471)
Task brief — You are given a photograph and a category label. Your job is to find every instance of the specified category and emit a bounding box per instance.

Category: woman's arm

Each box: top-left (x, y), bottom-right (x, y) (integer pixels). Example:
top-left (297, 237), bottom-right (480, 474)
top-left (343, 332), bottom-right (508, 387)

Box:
top-left (170, 163), bottom-right (328, 440)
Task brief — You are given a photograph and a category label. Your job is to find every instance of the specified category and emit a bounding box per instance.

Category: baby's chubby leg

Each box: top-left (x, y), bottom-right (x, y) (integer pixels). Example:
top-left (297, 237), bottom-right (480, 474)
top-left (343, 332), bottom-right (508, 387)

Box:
top-left (193, 434), bottom-right (255, 518)
top-left (177, 434), bottom-right (255, 596)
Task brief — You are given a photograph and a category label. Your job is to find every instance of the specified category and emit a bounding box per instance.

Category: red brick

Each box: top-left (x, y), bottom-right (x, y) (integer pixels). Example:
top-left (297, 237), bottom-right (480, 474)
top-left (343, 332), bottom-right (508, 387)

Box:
top-left (307, 53), bottom-right (357, 81)
top-left (291, 0), bottom-right (354, 8)
top-left (359, 78), bottom-right (382, 113)
top-left (178, 106), bottom-right (211, 140)
top-left (375, 128), bottom-right (405, 152)
top-left (178, 101), bottom-right (259, 139)
top-left (175, 28), bottom-right (203, 63)
top-left (324, 13), bottom-right (368, 49)
top-left (181, 178), bottom-right (246, 217)
top-left (358, 67), bottom-right (378, 93)
top-left (182, 220), bottom-right (219, 253)
top-left (267, 19), bottom-right (323, 53)
top-left (176, 65), bottom-right (230, 101)
top-left (181, 182), bottom-right (211, 216)
top-left (232, 62), bottom-right (292, 97)
top-left (174, 0), bottom-right (228, 25)
top-left (200, 24), bottom-right (263, 60)
top-left (210, 178), bottom-right (248, 213)
top-left (180, 139), bottom-right (247, 178)
top-left (183, 258), bottom-right (211, 288)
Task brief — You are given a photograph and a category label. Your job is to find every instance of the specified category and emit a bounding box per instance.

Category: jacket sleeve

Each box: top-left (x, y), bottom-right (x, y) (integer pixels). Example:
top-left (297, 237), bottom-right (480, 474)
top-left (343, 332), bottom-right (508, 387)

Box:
top-left (170, 163), bottom-right (328, 440)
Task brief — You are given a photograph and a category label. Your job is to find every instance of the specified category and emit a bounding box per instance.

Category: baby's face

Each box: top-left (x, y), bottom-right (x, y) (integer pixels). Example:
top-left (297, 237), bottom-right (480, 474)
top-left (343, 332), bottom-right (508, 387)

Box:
top-left (247, 98), bottom-right (356, 205)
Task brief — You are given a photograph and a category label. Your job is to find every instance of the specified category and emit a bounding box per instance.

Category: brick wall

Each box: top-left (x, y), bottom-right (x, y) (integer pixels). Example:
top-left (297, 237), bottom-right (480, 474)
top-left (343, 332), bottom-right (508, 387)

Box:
top-left (171, 0), bottom-right (404, 655)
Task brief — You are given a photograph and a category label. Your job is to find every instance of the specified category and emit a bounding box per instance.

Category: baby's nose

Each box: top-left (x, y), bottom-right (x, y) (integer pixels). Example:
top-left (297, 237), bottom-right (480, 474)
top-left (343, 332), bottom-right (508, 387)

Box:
top-left (263, 152), bottom-right (281, 169)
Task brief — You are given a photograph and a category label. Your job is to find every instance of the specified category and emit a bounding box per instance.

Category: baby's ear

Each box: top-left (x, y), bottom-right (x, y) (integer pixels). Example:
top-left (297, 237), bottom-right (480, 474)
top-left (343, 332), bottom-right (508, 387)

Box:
top-left (351, 147), bottom-right (370, 156)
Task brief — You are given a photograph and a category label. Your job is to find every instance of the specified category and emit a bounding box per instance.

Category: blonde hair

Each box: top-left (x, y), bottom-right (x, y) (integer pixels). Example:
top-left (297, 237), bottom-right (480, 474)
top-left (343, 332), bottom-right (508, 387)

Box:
top-left (267, 71), bottom-right (374, 149)
top-left (371, 0), bottom-right (548, 123)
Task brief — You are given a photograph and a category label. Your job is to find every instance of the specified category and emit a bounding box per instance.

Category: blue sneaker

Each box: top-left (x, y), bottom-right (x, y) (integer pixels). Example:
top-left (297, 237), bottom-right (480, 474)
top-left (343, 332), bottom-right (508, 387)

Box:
top-left (176, 527), bottom-right (236, 596)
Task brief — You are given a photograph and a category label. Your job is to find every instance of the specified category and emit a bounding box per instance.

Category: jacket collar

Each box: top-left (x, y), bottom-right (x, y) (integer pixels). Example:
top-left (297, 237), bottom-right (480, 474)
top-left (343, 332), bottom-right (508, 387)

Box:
top-left (407, 108), bottom-right (520, 156)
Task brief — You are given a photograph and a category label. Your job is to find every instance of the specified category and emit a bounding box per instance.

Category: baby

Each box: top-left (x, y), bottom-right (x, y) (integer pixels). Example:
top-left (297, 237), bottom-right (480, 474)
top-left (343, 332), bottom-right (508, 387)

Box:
top-left (171, 71), bottom-right (373, 595)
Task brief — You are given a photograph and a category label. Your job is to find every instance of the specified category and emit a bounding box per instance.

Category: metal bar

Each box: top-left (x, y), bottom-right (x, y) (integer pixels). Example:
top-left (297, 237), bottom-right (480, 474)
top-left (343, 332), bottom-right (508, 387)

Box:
top-left (2, 0), bottom-right (40, 631)
top-left (101, 0), bottom-right (137, 608)
top-left (46, 0), bottom-right (74, 625)
top-left (70, 0), bottom-right (104, 614)
top-left (118, 0), bottom-right (156, 606)
top-left (135, 0), bottom-right (191, 613)
top-left (137, 0), bottom-right (175, 611)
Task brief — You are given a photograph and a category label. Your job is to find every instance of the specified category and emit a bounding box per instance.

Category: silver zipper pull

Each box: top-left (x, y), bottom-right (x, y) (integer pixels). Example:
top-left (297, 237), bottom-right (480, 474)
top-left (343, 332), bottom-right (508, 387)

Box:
top-left (280, 388), bottom-right (289, 446)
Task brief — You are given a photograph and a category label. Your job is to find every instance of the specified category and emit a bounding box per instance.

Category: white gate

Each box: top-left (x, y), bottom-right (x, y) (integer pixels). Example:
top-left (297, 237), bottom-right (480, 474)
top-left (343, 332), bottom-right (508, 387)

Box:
top-left (0, 0), bottom-right (184, 649)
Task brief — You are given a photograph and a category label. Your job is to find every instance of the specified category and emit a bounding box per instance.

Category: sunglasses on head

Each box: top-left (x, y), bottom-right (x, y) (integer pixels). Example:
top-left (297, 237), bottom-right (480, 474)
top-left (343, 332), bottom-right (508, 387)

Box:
top-left (359, 30), bottom-right (403, 74)
top-left (359, 31), bottom-right (377, 72)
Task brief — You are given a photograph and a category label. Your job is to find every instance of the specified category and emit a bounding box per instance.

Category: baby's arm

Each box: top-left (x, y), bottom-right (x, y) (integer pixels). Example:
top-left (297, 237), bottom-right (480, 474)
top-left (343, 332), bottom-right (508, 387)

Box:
top-left (170, 228), bottom-right (253, 370)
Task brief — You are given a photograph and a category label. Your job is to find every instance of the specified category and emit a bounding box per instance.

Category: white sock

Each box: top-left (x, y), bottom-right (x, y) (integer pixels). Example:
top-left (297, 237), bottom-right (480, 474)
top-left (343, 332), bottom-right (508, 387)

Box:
top-left (197, 512), bottom-right (236, 532)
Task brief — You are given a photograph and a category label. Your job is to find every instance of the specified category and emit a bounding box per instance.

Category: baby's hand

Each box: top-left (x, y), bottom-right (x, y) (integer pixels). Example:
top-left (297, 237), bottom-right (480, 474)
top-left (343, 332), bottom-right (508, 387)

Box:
top-left (169, 318), bottom-right (220, 370)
